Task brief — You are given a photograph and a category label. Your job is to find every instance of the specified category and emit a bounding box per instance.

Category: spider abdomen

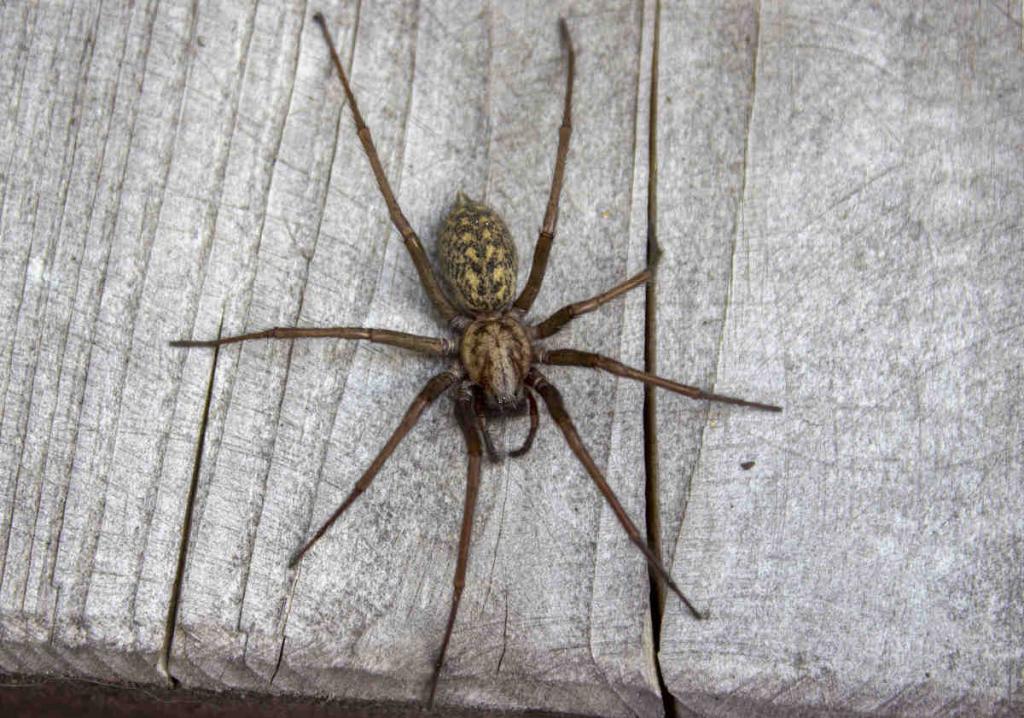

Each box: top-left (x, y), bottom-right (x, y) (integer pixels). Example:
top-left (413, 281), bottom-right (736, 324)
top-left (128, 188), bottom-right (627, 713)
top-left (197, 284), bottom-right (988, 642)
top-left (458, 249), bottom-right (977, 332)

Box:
top-left (460, 316), bottom-right (532, 406)
top-left (438, 192), bottom-right (518, 313)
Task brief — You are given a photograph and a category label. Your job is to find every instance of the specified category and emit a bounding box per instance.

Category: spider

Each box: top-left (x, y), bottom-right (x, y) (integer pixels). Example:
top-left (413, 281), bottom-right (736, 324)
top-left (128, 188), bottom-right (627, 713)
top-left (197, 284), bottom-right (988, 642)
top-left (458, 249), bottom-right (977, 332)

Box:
top-left (172, 12), bottom-right (781, 709)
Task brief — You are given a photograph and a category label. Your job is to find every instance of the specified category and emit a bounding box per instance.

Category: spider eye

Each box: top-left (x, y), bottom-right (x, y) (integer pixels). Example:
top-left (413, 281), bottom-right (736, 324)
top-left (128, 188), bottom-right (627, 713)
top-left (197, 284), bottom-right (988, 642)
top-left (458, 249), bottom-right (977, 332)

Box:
top-left (493, 393), bottom-right (514, 410)
top-left (485, 390), bottom-right (527, 416)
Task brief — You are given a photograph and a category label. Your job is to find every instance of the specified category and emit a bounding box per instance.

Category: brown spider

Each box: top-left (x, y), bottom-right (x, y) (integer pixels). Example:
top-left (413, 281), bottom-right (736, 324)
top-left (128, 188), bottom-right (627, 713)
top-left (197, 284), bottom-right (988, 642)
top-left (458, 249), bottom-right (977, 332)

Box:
top-left (173, 13), bottom-right (780, 708)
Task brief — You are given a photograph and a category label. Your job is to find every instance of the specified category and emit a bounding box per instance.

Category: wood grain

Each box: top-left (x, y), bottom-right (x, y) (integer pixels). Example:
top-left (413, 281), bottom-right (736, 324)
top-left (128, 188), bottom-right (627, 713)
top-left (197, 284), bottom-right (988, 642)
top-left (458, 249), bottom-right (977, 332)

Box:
top-left (0, 1), bottom-right (660, 715)
top-left (5, 1), bottom-right (1022, 716)
top-left (655, 2), bottom-right (1024, 715)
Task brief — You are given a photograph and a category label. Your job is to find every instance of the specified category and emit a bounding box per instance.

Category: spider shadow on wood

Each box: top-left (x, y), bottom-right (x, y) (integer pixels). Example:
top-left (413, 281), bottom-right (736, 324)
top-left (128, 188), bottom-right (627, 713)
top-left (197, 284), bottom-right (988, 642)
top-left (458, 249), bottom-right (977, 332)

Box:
top-left (171, 12), bottom-right (781, 709)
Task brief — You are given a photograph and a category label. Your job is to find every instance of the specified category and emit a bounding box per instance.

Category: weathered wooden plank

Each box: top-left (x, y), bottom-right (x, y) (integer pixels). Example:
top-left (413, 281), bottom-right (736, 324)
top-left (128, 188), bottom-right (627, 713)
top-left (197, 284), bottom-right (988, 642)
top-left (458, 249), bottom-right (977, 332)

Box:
top-left (1, 0), bottom-right (188, 681)
top-left (0, 1), bottom-right (664, 715)
top-left (649, 0), bottom-right (759, 577)
top-left (656, 1), bottom-right (1024, 715)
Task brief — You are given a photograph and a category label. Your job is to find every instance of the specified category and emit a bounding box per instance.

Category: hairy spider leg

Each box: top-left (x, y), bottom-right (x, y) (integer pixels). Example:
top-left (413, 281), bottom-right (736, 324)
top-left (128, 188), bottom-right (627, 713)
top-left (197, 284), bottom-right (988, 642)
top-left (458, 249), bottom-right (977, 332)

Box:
top-left (171, 326), bottom-right (452, 356)
top-left (540, 349), bottom-right (782, 412)
top-left (313, 13), bottom-right (458, 324)
top-left (289, 369), bottom-right (461, 568)
top-left (514, 19), bottom-right (575, 314)
top-left (533, 269), bottom-right (651, 339)
top-left (526, 370), bottom-right (707, 620)
top-left (507, 388), bottom-right (539, 458)
top-left (428, 387), bottom-right (483, 709)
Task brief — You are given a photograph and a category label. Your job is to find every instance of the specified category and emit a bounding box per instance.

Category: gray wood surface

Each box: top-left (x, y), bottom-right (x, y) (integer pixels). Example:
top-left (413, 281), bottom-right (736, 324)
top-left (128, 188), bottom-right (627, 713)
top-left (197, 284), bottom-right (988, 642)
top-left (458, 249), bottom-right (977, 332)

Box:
top-left (0, 1), bottom-right (661, 715)
top-left (655, 1), bottom-right (1024, 716)
top-left (2, 1), bottom-right (1022, 717)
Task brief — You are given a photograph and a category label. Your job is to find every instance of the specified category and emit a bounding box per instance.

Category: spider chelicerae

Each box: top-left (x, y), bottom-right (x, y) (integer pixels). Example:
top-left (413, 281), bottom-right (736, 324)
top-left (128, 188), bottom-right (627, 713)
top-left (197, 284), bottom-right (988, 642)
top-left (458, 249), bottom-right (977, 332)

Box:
top-left (172, 12), bottom-right (781, 708)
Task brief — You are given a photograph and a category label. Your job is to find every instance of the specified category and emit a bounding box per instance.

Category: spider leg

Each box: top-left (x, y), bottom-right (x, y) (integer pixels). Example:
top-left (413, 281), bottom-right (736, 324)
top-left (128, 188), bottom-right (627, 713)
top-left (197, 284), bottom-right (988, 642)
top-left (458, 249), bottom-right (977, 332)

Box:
top-left (526, 369), bottom-right (706, 620)
top-left (533, 269), bottom-right (651, 339)
top-left (289, 368), bottom-right (461, 568)
top-left (171, 326), bottom-right (454, 356)
top-left (312, 14), bottom-right (458, 325)
top-left (513, 19), bottom-right (575, 314)
top-left (508, 387), bottom-right (539, 457)
top-left (540, 348), bottom-right (782, 412)
top-left (471, 387), bottom-right (503, 462)
top-left (428, 385), bottom-right (483, 709)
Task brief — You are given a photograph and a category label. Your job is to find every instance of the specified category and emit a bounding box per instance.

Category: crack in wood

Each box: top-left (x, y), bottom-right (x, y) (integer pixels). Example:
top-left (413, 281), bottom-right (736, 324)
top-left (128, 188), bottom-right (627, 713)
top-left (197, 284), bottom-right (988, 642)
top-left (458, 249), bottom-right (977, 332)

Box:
top-left (157, 317), bottom-right (223, 685)
top-left (641, 3), bottom-right (680, 717)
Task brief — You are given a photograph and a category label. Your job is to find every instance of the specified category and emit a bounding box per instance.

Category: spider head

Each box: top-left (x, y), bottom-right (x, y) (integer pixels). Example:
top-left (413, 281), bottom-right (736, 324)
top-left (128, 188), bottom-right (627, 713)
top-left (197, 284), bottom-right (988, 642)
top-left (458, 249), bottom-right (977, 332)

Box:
top-left (460, 315), bottom-right (533, 408)
top-left (483, 387), bottom-right (528, 416)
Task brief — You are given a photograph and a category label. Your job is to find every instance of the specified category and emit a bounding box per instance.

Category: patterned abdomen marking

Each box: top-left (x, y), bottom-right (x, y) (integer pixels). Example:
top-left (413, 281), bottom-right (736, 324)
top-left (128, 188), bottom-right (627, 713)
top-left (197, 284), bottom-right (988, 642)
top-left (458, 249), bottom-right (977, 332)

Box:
top-left (438, 193), bottom-right (518, 314)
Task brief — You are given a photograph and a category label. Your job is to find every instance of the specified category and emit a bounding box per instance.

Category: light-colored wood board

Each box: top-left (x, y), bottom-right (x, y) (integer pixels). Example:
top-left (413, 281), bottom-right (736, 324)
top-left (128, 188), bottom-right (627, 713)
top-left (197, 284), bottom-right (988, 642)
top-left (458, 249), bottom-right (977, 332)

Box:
top-left (648, 0), bottom-right (759, 583)
top-left (0, 1), bottom-right (666, 716)
top-left (657, 2), bottom-right (1024, 715)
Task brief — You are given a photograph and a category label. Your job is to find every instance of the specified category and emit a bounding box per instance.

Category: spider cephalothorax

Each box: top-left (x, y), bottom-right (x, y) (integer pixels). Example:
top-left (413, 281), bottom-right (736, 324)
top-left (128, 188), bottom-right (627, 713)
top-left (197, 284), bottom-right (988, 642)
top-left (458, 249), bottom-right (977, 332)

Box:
top-left (460, 313), bottom-right (532, 405)
top-left (172, 13), bottom-right (780, 710)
